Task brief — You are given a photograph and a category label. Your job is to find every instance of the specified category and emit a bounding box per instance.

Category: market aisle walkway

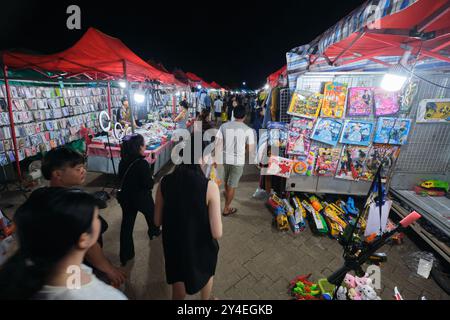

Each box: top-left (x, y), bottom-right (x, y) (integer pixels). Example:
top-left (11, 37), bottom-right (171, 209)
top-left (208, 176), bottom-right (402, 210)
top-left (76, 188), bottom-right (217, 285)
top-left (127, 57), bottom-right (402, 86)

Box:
top-left (84, 165), bottom-right (449, 300)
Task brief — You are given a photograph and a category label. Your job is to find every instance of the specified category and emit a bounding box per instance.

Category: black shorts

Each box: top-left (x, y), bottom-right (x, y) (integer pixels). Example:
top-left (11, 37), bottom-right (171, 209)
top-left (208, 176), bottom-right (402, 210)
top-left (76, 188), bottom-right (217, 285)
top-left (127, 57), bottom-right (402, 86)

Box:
top-left (215, 112), bottom-right (221, 118)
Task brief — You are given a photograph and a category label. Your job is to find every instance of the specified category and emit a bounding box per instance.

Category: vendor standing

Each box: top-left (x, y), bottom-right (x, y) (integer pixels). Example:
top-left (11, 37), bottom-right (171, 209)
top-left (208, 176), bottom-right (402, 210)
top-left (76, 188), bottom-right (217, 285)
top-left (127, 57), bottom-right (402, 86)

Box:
top-left (116, 97), bottom-right (139, 129)
top-left (174, 96), bottom-right (190, 129)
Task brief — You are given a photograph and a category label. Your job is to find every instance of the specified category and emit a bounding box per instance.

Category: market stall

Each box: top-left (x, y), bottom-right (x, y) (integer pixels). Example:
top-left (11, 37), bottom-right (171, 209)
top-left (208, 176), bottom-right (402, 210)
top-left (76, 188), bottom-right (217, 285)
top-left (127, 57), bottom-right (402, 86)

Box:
top-left (0, 27), bottom-right (189, 180)
top-left (259, 0), bottom-right (450, 266)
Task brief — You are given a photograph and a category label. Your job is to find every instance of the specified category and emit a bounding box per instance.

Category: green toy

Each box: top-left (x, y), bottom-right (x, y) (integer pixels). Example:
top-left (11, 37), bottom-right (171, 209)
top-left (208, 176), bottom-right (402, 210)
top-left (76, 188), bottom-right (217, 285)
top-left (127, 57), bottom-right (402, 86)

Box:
top-left (421, 180), bottom-right (449, 192)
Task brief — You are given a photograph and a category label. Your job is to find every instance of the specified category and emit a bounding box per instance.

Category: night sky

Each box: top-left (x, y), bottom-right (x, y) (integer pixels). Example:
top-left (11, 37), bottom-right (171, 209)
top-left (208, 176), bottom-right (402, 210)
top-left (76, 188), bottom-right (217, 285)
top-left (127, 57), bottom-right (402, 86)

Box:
top-left (1, 0), bottom-right (366, 89)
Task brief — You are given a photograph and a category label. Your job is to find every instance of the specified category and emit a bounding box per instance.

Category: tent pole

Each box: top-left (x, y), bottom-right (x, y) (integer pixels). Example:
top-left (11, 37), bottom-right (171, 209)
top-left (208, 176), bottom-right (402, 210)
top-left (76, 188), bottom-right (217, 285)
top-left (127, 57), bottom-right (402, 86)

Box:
top-left (122, 60), bottom-right (135, 134)
top-left (2, 65), bottom-right (22, 181)
top-left (107, 81), bottom-right (112, 118)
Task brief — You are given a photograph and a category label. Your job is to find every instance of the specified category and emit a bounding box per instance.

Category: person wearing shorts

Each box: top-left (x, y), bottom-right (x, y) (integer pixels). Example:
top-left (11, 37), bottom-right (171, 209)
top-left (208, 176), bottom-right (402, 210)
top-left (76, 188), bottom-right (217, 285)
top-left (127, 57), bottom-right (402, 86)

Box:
top-left (216, 105), bottom-right (255, 216)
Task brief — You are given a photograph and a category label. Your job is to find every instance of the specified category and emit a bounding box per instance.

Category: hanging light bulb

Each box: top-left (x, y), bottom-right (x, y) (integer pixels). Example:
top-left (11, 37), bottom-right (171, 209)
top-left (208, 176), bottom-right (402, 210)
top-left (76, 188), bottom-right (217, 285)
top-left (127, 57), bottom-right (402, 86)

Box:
top-left (119, 80), bottom-right (127, 89)
top-left (134, 92), bottom-right (145, 103)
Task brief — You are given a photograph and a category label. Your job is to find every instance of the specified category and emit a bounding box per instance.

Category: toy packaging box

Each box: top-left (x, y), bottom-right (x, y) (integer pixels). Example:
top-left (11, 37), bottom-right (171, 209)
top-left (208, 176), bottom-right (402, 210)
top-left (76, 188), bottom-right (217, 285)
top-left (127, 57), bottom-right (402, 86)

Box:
top-left (361, 144), bottom-right (400, 181)
top-left (288, 92), bottom-right (322, 119)
top-left (315, 147), bottom-right (341, 177)
top-left (311, 118), bottom-right (343, 146)
top-left (347, 87), bottom-right (373, 116)
top-left (373, 117), bottom-right (411, 145)
top-left (266, 156), bottom-right (294, 178)
top-left (286, 118), bottom-right (314, 156)
top-left (416, 99), bottom-right (450, 123)
top-left (267, 122), bottom-right (288, 148)
top-left (374, 88), bottom-right (400, 116)
top-left (340, 120), bottom-right (374, 146)
top-left (320, 82), bottom-right (348, 119)
top-left (335, 146), bottom-right (370, 181)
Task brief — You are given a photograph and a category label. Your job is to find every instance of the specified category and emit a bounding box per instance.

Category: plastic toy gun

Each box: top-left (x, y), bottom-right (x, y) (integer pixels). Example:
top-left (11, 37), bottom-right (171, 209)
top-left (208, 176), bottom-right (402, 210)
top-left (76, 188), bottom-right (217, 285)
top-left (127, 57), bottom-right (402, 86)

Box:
top-left (283, 199), bottom-right (304, 234)
top-left (301, 200), bottom-right (328, 234)
top-left (291, 196), bottom-right (307, 231)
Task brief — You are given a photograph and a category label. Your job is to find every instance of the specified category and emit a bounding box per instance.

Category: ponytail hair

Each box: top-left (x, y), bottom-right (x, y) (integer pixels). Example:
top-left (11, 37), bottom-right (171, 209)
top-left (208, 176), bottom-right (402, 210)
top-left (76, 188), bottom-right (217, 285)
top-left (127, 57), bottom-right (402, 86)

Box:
top-left (0, 187), bottom-right (100, 300)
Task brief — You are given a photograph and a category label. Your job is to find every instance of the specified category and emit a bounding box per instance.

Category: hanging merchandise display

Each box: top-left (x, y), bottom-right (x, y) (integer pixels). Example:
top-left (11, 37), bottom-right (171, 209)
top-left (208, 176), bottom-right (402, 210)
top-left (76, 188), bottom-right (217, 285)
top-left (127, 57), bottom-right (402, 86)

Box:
top-left (319, 82), bottom-right (348, 118)
top-left (288, 92), bottom-right (322, 119)
top-left (340, 120), bottom-right (374, 146)
top-left (335, 146), bottom-right (370, 181)
top-left (311, 118), bottom-right (343, 146)
top-left (416, 99), bottom-right (450, 123)
top-left (373, 117), bottom-right (412, 145)
top-left (347, 87), bottom-right (373, 116)
top-left (360, 144), bottom-right (400, 182)
top-left (373, 88), bottom-right (400, 116)
top-left (286, 118), bottom-right (314, 155)
top-left (315, 147), bottom-right (341, 177)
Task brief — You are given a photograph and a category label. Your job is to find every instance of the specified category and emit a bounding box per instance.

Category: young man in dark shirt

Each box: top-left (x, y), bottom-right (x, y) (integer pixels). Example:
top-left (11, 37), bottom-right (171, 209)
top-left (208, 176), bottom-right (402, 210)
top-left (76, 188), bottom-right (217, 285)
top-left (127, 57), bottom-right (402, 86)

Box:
top-left (42, 147), bottom-right (126, 288)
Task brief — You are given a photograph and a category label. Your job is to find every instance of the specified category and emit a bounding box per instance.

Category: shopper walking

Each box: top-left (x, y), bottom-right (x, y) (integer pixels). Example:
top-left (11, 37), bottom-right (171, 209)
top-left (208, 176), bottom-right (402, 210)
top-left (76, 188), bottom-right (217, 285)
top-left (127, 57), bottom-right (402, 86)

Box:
top-left (213, 96), bottom-right (223, 125)
top-left (216, 105), bottom-right (256, 216)
top-left (174, 96), bottom-right (189, 129)
top-left (118, 134), bottom-right (161, 266)
top-left (0, 187), bottom-right (127, 300)
top-left (41, 147), bottom-right (126, 288)
top-left (154, 137), bottom-right (222, 300)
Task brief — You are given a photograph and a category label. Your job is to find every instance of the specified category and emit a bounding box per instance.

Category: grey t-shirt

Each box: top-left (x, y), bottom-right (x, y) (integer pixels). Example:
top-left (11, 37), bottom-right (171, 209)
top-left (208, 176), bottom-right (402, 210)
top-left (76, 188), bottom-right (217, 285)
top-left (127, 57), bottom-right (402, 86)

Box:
top-left (217, 121), bottom-right (255, 166)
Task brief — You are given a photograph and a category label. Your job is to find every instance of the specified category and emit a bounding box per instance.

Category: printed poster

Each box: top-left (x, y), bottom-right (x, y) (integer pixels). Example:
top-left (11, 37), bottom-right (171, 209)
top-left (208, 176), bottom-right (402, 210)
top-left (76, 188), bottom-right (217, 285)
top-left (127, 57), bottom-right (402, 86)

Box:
top-left (266, 156), bottom-right (294, 178)
top-left (288, 92), bottom-right (322, 119)
top-left (360, 144), bottom-right (400, 181)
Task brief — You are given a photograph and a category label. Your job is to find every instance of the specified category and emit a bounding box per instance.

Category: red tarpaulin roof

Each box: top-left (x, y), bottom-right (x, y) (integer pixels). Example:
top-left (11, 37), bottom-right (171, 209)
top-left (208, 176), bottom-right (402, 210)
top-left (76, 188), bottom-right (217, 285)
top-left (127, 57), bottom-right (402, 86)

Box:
top-left (186, 72), bottom-right (212, 88)
top-left (267, 65), bottom-right (287, 87)
top-left (311, 0), bottom-right (450, 68)
top-left (2, 27), bottom-right (177, 83)
top-left (209, 81), bottom-right (222, 89)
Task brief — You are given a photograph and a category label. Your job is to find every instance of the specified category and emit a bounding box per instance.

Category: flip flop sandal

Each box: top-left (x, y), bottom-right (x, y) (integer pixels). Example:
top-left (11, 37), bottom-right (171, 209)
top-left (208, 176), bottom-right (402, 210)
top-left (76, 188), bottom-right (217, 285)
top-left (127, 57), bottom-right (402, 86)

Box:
top-left (223, 208), bottom-right (237, 216)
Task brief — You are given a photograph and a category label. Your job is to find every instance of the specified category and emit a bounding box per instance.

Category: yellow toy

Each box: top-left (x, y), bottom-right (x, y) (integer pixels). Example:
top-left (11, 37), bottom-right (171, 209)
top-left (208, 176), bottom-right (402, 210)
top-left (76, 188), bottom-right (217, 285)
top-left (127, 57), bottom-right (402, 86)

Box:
top-left (276, 213), bottom-right (290, 232)
top-left (292, 196), bottom-right (307, 218)
top-left (309, 196), bottom-right (324, 212)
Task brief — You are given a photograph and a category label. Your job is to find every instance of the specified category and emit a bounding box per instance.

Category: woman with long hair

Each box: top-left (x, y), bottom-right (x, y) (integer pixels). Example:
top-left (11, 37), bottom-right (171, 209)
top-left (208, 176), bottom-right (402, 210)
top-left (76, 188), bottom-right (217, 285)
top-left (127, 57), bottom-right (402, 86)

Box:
top-left (0, 187), bottom-right (127, 300)
top-left (155, 135), bottom-right (222, 300)
top-left (118, 134), bottom-right (161, 266)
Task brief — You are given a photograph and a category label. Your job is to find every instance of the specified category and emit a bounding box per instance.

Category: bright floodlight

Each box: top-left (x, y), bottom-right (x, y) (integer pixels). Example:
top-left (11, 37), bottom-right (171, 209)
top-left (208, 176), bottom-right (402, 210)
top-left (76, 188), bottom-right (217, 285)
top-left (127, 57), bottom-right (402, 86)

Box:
top-left (119, 80), bottom-right (127, 88)
top-left (264, 84), bottom-right (270, 90)
top-left (134, 92), bottom-right (145, 103)
top-left (197, 85), bottom-right (202, 90)
top-left (380, 73), bottom-right (407, 92)
top-left (243, 82), bottom-right (246, 86)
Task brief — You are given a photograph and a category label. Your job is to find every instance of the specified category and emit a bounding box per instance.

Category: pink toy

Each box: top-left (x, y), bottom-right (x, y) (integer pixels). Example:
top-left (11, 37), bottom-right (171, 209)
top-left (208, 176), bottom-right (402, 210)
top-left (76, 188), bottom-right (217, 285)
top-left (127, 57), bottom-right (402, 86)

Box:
top-left (344, 273), bottom-right (356, 289)
top-left (355, 274), bottom-right (373, 288)
top-left (348, 288), bottom-right (362, 300)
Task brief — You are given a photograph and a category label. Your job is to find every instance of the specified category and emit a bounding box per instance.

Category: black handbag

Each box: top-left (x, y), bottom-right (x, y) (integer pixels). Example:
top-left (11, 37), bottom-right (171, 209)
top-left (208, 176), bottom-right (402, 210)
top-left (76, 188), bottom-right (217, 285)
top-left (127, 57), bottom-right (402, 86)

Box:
top-left (115, 158), bottom-right (140, 204)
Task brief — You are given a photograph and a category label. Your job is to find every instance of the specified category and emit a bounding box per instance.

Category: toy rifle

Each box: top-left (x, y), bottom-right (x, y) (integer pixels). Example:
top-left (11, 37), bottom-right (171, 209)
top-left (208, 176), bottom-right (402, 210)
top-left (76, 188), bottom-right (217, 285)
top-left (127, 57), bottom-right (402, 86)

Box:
top-left (327, 165), bottom-right (421, 299)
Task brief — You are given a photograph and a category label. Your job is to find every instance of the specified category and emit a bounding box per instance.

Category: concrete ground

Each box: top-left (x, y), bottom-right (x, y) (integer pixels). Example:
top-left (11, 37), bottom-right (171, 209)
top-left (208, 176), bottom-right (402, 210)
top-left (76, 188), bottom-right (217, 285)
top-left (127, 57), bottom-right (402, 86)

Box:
top-left (1, 165), bottom-right (449, 300)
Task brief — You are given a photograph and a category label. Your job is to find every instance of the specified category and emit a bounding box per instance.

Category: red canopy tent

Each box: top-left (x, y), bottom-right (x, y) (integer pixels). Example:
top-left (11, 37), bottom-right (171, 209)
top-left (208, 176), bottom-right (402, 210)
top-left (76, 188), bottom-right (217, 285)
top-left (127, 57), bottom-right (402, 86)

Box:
top-left (2, 27), bottom-right (176, 84)
top-left (293, 0), bottom-right (450, 72)
top-left (209, 81), bottom-right (223, 90)
top-left (267, 65), bottom-right (287, 87)
top-left (186, 72), bottom-right (212, 89)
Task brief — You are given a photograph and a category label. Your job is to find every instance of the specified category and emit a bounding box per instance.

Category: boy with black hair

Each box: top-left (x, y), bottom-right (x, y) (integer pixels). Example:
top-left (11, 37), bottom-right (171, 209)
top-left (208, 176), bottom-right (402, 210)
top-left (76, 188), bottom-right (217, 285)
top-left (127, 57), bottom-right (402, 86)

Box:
top-left (42, 147), bottom-right (127, 288)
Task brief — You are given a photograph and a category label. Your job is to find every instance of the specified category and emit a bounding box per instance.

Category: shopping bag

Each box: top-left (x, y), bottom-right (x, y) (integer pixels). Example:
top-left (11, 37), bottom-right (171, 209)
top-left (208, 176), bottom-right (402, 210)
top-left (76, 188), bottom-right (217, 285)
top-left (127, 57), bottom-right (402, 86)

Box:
top-left (221, 112), bottom-right (228, 122)
top-left (209, 165), bottom-right (222, 186)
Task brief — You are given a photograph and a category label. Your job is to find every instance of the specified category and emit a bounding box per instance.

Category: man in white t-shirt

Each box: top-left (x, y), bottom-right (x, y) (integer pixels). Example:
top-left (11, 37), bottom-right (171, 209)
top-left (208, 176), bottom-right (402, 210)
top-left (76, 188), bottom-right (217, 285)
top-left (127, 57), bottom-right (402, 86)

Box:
top-left (214, 97), bottom-right (223, 125)
top-left (215, 105), bottom-right (256, 216)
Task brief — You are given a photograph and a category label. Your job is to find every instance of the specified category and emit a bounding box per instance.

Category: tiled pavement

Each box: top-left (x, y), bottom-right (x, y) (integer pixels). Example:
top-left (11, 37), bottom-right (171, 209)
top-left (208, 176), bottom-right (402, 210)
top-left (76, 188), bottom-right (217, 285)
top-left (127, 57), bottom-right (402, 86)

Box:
top-left (1, 165), bottom-right (449, 300)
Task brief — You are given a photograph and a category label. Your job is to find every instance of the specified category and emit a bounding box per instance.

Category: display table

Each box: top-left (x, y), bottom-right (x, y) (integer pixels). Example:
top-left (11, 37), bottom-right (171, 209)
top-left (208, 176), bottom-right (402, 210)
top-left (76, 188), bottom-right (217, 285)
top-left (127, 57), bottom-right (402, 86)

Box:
top-left (87, 121), bottom-right (194, 175)
top-left (87, 140), bottom-right (173, 174)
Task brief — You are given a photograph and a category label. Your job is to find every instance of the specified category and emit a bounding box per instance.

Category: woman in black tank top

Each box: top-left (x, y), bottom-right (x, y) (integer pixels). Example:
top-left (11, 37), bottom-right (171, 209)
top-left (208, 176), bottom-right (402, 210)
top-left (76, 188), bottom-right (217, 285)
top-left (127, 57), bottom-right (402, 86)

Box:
top-left (155, 137), bottom-right (222, 299)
